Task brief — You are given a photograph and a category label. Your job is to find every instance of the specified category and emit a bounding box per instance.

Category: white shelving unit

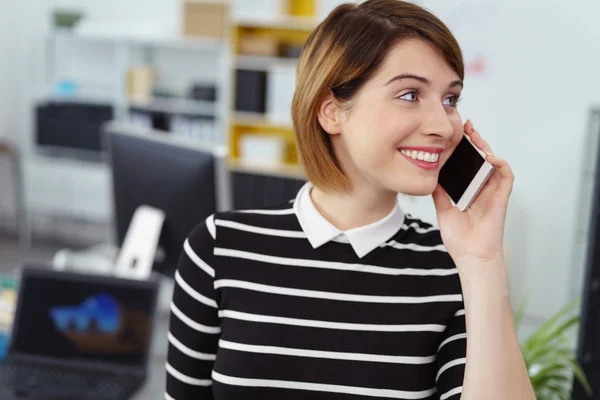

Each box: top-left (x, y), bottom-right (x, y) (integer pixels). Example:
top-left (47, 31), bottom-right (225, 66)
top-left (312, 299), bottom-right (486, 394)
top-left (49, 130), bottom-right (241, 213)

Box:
top-left (27, 26), bottom-right (231, 224)
top-left (43, 27), bottom-right (231, 138)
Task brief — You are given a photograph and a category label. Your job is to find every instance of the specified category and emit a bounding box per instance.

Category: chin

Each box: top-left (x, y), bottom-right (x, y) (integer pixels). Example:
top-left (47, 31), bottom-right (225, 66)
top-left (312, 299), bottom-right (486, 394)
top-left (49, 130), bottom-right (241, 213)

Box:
top-left (391, 178), bottom-right (438, 196)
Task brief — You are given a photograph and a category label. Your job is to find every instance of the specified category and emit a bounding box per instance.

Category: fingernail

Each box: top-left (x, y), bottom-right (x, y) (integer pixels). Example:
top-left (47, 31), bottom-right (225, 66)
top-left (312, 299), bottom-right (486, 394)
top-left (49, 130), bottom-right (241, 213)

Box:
top-left (486, 152), bottom-right (494, 157)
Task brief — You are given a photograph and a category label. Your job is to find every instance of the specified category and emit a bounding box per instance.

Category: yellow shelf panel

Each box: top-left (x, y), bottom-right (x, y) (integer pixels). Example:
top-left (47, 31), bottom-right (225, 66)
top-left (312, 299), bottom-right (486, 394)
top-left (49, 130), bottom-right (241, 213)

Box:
top-left (228, 0), bottom-right (314, 180)
top-left (288, 0), bottom-right (316, 17)
top-left (230, 117), bottom-right (299, 164)
top-left (233, 23), bottom-right (314, 53)
top-left (232, 112), bottom-right (294, 132)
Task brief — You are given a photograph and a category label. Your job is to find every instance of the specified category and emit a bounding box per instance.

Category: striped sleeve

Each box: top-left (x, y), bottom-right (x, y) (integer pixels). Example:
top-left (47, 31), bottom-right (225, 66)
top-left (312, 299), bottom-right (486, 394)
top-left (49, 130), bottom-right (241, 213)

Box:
top-left (435, 306), bottom-right (467, 400)
top-left (165, 214), bottom-right (220, 400)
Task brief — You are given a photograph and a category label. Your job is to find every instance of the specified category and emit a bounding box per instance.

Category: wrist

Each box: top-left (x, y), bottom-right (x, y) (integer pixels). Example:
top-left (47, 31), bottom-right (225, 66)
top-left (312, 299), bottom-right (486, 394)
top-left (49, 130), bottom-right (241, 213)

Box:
top-left (455, 258), bottom-right (510, 301)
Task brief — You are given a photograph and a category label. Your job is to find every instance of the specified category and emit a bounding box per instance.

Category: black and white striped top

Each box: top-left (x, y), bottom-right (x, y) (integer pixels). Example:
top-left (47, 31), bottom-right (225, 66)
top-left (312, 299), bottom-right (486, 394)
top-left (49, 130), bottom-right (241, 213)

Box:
top-left (166, 183), bottom-right (467, 400)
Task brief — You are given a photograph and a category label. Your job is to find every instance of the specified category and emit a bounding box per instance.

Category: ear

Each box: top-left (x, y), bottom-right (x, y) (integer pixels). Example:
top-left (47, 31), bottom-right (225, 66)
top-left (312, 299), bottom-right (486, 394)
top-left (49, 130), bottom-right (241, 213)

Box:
top-left (317, 91), bottom-right (343, 136)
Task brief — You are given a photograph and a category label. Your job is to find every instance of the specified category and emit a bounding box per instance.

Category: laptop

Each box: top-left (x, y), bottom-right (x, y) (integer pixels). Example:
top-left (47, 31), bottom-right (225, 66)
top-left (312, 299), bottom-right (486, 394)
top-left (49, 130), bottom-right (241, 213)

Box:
top-left (0, 266), bottom-right (159, 400)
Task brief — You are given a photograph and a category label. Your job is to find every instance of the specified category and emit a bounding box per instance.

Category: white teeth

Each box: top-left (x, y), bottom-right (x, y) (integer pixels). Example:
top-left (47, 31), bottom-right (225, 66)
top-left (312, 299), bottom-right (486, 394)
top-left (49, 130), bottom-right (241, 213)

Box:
top-left (399, 149), bottom-right (439, 163)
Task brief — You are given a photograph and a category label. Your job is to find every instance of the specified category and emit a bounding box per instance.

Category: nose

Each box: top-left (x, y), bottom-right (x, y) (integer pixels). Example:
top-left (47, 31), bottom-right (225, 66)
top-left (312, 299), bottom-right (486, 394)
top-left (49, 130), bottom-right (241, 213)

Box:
top-left (421, 103), bottom-right (455, 139)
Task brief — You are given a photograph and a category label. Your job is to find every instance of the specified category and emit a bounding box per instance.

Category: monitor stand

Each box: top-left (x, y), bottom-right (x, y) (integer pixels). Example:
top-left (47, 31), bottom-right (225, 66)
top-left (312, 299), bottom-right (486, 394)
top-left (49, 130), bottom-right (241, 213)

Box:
top-left (114, 205), bottom-right (165, 280)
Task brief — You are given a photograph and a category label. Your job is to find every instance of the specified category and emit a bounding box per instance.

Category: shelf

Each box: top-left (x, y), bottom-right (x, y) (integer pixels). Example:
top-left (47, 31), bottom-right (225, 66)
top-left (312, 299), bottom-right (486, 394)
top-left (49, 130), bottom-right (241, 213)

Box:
top-left (50, 28), bottom-right (225, 52)
top-left (228, 158), bottom-right (305, 180)
top-left (128, 98), bottom-right (216, 116)
top-left (236, 55), bottom-right (298, 71)
top-left (233, 16), bottom-right (318, 30)
top-left (232, 112), bottom-right (294, 131)
top-left (39, 94), bottom-right (115, 106)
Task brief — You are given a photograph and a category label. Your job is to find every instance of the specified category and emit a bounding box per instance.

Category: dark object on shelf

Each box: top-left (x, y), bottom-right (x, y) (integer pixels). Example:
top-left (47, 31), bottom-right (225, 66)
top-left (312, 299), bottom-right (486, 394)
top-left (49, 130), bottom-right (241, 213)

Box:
top-left (280, 44), bottom-right (303, 59)
top-left (151, 111), bottom-right (170, 131)
top-left (188, 84), bottom-right (217, 102)
top-left (232, 171), bottom-right (306, 210)
top-left (52, 9), bottom-right (84, 29)
top-left (35, 101), bottom-right (113, 153)
top-left (235, 69), bottom-right (267, 113)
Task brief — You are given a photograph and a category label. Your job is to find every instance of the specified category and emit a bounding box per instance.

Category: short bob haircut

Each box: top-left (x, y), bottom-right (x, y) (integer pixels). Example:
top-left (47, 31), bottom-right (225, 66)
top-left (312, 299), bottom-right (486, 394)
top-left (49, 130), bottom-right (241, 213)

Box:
top-left (291, 0), bottom-right (464, 192)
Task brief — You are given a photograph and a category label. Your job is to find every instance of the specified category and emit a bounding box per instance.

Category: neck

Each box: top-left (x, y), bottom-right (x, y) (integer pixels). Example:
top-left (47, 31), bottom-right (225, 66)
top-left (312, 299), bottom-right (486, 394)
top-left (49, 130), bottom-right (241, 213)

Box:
top-left (310, 183), bottom-right (398, 231)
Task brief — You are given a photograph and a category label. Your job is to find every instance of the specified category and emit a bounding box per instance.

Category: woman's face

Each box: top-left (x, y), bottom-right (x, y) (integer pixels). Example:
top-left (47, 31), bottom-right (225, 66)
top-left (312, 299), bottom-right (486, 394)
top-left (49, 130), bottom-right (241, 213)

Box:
top-left (323, 38), bottom-right (464, 196)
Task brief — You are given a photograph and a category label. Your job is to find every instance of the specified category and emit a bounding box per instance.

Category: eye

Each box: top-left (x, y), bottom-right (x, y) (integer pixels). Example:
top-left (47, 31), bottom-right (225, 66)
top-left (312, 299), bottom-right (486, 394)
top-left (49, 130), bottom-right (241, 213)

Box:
top-left (443, 95), bottom-right (462, 108)
top-left (398, 90), bottom-right (419, 102)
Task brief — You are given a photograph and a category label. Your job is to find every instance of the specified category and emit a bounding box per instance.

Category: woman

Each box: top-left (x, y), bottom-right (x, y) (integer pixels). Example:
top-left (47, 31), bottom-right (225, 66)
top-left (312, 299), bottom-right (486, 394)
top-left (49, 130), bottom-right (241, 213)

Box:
top-left (165, 1), bottom-right (535, 399)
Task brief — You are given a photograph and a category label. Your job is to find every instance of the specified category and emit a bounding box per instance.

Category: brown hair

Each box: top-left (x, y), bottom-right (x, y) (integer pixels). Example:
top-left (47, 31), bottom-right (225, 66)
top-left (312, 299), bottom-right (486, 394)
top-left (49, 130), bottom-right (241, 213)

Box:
top-left (292, 0), bottom-right (464, 191)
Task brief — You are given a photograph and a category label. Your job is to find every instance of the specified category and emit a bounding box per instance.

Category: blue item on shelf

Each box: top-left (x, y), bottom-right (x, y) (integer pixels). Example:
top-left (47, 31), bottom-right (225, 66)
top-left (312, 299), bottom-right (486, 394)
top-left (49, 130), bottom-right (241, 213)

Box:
top-left (0, 332), bottom-right (8, 362)
top-left (54, 80), bottom-right (80, 97)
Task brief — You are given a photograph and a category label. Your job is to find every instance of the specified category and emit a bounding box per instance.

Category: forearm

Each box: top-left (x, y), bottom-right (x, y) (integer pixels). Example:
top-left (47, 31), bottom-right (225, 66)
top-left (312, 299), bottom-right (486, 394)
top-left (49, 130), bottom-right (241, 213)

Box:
top-left (457, 260), bottom-right (535, 400)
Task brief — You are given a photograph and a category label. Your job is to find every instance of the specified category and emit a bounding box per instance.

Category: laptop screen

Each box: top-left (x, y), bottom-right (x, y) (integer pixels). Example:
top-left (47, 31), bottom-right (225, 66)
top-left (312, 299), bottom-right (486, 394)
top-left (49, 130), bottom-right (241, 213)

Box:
top-left (11, 269), bottom-right (157, 368)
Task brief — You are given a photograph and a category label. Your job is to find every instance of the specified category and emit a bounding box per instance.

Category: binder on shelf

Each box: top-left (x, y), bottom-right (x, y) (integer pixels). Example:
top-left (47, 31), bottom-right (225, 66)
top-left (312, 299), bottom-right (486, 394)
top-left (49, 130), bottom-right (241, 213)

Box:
top-left (170, 115), bottom-right (218, 144)
top-left (235, 69), bottom-right (268, 114)
top-left (266, 63), bottom-right (296, 123)
top-left (36, 101), bottom-right (113, 153)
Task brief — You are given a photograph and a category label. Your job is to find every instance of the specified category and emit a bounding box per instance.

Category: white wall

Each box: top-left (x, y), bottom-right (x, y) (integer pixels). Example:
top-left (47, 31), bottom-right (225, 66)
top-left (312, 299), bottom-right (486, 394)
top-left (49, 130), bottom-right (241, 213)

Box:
top-left (1, 0), bottom-right (600, 332)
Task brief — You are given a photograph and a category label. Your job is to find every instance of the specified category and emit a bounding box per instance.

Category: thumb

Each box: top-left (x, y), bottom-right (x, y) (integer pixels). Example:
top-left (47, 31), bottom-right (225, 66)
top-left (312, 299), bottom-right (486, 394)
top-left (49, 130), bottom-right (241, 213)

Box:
top-left (432, 184), bottom-right (453, 214)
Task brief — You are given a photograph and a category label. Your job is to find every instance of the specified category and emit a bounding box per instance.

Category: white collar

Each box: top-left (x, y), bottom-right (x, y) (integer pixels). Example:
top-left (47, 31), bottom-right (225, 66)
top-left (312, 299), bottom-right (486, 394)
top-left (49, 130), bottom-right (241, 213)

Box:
top-left (293, 182), bottom-right (405, 258)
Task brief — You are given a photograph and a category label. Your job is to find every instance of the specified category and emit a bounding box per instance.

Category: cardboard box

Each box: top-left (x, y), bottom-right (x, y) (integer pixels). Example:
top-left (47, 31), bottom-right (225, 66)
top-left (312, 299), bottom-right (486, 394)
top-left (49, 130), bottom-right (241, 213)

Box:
top-left (127, 66), bottom-right (156, 102)
top-left (239, 36), bottom-right (280, 56)
top-left (183, 1), bottom-right (229, 38)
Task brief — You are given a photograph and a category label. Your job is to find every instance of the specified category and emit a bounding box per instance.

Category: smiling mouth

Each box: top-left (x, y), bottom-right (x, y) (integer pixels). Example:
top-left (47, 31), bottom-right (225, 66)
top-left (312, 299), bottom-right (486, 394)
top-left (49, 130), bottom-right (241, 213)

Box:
top-left (397, 148), bottom-right (443, 171)
top-left (398, 149), bottom-right (440, 163)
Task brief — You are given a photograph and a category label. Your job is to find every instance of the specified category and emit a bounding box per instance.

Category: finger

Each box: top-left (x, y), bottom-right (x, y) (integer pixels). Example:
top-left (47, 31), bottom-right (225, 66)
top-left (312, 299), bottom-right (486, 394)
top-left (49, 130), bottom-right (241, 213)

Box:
top-left (432, 184), bottom-right (454, 213)
top-left (468, 127), bottom-right (494, 156)
top-left (464, 119), bottom-right (474, 136)
top-left (486, 154), bottom-right (514, 200)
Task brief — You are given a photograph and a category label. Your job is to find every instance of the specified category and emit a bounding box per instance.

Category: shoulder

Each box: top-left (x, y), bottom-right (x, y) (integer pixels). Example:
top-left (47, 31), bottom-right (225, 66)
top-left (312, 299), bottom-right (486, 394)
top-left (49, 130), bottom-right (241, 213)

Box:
top-left (187, 200), bottom-right (298, 243)
top-left (186, 214), bottom-right (217, 250)
top-left (213, 200), bottom-right (298, 229)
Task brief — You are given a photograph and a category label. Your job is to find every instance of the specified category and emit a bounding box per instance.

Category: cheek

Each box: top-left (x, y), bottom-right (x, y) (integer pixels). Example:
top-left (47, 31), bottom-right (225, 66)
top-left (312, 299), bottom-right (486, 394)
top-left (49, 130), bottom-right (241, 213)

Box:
top-left (450, 118), bottom-right (464, 145)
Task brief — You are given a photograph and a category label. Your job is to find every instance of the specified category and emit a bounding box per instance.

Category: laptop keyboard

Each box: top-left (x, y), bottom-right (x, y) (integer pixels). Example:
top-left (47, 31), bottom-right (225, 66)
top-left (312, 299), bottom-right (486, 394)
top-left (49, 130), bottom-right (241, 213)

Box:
top-left (0, 363), bottom-right (137, 399)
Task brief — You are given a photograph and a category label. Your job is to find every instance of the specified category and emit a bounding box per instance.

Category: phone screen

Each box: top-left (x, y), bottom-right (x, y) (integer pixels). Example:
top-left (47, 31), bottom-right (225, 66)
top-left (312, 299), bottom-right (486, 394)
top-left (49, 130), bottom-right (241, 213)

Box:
top-left (438, 136), bottom-right (485, 204)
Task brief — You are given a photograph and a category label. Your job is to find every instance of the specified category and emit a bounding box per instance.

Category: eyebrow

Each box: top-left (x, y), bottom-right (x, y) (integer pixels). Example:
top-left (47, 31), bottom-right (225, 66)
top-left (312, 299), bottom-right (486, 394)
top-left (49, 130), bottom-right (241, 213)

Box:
top-left (384, 73), bottom-right (463, 89)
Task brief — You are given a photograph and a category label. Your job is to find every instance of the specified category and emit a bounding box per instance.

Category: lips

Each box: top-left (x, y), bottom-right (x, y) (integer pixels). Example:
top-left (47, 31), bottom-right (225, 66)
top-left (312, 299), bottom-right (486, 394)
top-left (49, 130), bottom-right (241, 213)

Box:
top-left (397, 147), bottom-right (444, 171)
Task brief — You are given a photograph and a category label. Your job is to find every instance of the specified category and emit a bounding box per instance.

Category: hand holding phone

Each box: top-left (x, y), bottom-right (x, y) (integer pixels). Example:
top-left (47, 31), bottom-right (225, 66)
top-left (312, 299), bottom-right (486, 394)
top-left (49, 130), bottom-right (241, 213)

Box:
top-left (438, 133), bottom-right (494, 211)
top-left (433, 120), bottom-right (515, 265)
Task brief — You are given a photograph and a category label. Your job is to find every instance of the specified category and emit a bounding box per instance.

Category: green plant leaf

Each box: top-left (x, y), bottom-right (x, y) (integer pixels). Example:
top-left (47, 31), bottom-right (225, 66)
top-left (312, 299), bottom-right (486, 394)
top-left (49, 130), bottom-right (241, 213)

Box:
top-left (519, 296), bottom-right (590, 398)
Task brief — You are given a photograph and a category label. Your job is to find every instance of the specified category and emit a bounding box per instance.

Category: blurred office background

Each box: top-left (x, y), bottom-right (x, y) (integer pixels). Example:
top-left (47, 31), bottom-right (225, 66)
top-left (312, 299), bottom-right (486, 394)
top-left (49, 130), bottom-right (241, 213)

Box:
top-left (0, 0), bottom-right (600, 398)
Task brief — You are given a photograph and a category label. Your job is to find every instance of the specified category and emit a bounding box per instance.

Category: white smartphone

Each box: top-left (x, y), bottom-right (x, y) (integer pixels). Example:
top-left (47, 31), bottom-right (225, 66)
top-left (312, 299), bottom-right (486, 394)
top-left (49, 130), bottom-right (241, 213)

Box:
top-left (438, 134), bottom-right (494, 211)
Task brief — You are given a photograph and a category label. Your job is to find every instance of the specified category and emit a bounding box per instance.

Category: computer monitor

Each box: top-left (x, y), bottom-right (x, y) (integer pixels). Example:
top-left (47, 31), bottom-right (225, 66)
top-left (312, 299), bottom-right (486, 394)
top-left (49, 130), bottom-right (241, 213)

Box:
top-left (9, 265), bottom-right (159, 374)
top-left (103, 122), bottom-right (231, 277)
